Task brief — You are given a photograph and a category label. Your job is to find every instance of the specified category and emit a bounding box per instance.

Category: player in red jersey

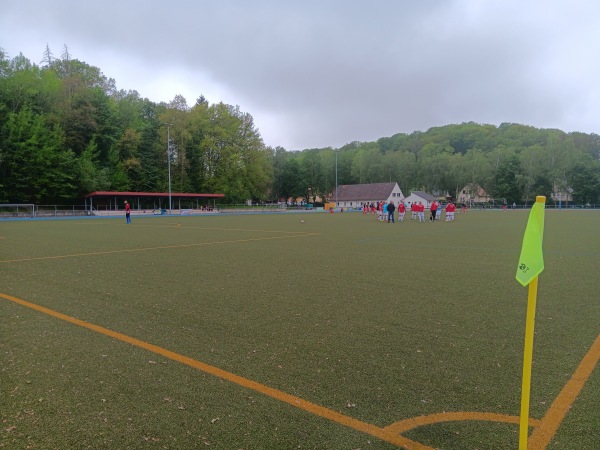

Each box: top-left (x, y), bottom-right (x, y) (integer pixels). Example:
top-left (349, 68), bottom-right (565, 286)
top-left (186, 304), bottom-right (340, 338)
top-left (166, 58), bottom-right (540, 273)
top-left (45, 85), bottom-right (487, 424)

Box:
top-left (124, 200), bottom-right (131, 224)
top-left (417, 202), bottom-right (425, 222)
top-left (397, 202), bottom-right (406, 222)
top-left (446, 201), bottom-right (456, 221)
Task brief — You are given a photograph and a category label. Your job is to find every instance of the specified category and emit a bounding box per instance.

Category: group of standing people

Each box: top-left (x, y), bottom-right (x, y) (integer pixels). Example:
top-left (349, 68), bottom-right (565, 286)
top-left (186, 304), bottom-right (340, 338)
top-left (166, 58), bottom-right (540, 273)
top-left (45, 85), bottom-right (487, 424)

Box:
top-left (410, 202), bottom-right (426, 222)
top-left (363, 200), bottom-right (456, 223)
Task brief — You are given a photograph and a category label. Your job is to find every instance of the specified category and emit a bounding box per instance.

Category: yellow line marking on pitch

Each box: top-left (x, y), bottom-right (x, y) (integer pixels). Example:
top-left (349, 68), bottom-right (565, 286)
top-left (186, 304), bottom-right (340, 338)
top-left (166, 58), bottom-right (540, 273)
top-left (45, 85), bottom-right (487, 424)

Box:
top-left (385, 412), bottom-right (541, 434)
top-left (384, 334), bottom-right (599, 449)
top-left (177, 226), bottom-right (311, 234)
top-left (0, 292), bottom-right (433, 450)
top-left (110, 223), bottom-right (185, 228)
top-left (84, 222), bottom-right (310, 234)
top-left (528, 333), bottom-right (600, 450)
top-left (3, 291), bottom-right (596, 449)
top-left (0, 233), bottom-right (319, 264)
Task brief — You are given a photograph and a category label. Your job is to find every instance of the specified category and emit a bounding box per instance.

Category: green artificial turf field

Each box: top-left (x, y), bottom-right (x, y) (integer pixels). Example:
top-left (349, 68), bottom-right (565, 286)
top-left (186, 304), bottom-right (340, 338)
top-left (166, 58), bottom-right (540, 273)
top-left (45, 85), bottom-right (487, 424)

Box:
top-left (1, 210), bottom-right (598, 449)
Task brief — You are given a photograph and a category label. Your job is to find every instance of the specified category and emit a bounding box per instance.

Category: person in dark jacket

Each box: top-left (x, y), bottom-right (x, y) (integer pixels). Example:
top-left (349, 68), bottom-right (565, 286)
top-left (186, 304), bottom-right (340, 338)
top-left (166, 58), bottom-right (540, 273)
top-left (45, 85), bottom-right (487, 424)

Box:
top-left (387, 201), bottom-right (396, 223)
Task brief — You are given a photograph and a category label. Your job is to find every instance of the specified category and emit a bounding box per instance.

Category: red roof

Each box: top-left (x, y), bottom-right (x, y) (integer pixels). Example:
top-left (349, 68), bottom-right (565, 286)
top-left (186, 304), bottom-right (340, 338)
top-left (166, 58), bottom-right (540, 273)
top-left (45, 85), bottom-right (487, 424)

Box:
top-left (85, 191), bottom-right (224, 198)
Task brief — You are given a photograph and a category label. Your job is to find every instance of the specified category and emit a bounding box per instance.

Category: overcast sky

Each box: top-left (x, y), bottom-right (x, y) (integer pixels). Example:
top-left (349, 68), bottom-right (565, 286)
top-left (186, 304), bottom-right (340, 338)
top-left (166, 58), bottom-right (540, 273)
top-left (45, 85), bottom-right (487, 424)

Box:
top-left (1, 0), bottom-right (599, 150)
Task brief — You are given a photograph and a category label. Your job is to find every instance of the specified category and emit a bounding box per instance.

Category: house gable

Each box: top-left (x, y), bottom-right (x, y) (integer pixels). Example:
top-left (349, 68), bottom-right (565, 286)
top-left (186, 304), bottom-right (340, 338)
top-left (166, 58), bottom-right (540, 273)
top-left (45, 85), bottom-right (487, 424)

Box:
top-left (403, 191), bottom-right (438, 208)
top-left (457, 184), bottom-right (490, 204)
top-left (331, 182), bottom-right (404, 208)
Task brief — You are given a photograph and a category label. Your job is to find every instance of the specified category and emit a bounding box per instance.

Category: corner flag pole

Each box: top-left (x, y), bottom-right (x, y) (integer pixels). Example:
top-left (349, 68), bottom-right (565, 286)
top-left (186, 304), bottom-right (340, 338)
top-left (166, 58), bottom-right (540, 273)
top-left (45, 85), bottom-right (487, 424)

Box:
top-left (516, 196), bottom-right (546, 450)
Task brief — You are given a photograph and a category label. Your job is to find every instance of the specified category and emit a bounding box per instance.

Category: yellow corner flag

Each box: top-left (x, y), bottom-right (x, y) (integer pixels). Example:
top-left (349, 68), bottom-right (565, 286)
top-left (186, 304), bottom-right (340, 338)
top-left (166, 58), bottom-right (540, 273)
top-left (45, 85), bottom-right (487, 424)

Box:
top-left (517, 195), bottom-right (546, 450)
top-left (516, 196), bottom-right (546, 286)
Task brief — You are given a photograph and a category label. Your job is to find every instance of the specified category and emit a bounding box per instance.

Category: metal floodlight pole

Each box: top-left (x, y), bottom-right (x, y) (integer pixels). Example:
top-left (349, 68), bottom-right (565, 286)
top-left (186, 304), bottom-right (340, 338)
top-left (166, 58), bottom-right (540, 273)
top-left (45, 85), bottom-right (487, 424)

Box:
top-left (167, 124), bottom-right (172, 213)
top-left (161, 122), bottom-right (173, 213)
top-left (335, 150), bottom-right (339, 207)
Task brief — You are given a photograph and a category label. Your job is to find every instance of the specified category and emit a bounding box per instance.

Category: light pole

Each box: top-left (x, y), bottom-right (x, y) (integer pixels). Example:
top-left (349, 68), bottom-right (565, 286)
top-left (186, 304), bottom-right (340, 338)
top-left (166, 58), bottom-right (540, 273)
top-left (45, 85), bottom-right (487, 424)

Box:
top-left (162, 123), bottom-right (173, 213)
top-left (334, 149), bottom-right (340, 208)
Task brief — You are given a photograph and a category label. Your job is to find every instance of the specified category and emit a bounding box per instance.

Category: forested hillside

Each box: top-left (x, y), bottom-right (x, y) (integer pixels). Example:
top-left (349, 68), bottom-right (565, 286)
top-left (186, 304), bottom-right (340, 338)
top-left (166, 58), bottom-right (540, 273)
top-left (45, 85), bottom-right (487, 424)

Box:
top-left (1, 47), bottom-right (599, 205)
top-left (0, 47), bottom-right (272, 205)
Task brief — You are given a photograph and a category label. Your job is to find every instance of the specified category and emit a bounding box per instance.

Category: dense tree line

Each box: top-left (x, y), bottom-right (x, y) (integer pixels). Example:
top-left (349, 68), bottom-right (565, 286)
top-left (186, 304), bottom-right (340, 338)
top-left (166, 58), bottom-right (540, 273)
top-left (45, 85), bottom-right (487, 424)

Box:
top-left (0, 46), bottom-right (272, 205)
top-left (1, 47), bottom-right (600, 206)
top-left (275, 124), bottom-right (600, 206)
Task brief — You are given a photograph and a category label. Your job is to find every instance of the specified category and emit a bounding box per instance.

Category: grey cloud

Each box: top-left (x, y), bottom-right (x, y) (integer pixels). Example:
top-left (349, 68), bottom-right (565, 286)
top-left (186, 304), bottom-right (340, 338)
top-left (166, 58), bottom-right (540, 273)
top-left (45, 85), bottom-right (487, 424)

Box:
top-left (1, 0), bottom-right (599, 149)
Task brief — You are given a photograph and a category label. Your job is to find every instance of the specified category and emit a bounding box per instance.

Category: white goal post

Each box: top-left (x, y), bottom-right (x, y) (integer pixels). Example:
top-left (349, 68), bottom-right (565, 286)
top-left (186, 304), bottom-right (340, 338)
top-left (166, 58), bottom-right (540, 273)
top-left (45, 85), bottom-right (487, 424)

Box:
top-left (0, 204), bottom-right (36, 218)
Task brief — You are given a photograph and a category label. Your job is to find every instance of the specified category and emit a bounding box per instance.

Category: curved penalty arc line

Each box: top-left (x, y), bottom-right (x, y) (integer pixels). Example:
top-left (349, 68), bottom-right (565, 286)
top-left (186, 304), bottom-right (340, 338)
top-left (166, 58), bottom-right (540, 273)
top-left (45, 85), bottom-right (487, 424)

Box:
top-left (385, 333), bottom-right (599, 449)
top-left (384, 411), bottom-right (541, 435)
top-left (2, 291), bottom-right (597, 450)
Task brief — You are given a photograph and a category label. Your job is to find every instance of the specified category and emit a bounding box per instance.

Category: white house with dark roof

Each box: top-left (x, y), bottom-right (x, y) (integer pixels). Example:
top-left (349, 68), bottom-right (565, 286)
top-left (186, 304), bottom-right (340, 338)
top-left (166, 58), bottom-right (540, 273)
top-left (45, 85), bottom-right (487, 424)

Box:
top-left (331, 182), bottom-right (404, 209)
top-left (457, 183), bottom-right (490, 206)
top-left (402, 191), bottom-right (438, 209)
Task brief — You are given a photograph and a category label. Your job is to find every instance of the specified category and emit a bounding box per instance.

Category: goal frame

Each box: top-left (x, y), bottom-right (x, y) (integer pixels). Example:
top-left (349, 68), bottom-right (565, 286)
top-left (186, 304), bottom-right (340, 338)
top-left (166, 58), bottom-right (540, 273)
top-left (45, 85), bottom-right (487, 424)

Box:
top-left (0, 204), bottom-right (36, 218)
